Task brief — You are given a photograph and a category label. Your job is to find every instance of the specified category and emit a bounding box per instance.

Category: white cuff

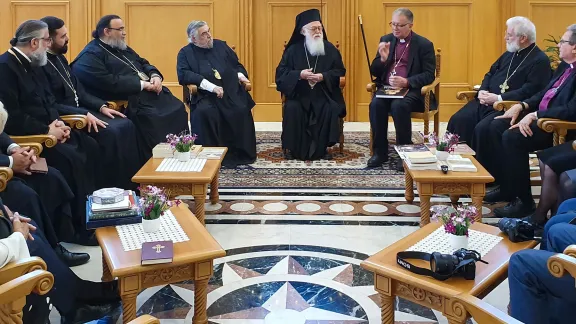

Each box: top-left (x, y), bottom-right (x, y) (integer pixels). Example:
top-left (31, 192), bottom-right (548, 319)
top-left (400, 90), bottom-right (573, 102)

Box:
top-left (497, 95), bottom-right (503, 102)
top-left (200, 79), bottom-right (218, 92)
top-left (238, 72), bottom-right (246, 80)
top-left (7, 143), bottom-right (19, 155)
top-left (8, 156), bottom-right (12, 169)
top-left (140, 80), bottom-right (145, 91)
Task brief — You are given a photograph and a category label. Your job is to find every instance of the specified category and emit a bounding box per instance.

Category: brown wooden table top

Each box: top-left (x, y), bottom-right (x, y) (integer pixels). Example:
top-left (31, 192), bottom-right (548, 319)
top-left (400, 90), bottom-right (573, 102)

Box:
top-left (406, 155), bottom-right (494, 183)
top-left (95, 204), bottom-right (226, 278)
top-left (361, 222), bottom-right (538, 297)
top-left (131, 147), bottom-right (227, 184)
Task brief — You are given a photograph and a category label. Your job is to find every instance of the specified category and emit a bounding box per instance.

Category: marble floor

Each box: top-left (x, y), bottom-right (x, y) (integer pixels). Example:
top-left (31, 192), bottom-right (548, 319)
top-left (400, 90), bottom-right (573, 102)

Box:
top-left (51, 122), bottom-right (518, 323)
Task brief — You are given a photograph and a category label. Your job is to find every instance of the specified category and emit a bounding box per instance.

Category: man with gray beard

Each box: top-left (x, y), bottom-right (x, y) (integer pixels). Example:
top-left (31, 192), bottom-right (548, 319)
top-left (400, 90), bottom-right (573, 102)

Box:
top-left (276, 9), bottom-right (346, 161)
top-left (72, 14), bottom-right (188, 157)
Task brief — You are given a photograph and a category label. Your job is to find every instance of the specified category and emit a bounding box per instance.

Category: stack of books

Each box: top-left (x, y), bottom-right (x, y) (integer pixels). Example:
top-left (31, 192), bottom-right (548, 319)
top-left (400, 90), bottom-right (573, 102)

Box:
top-left (198, 147), bottom-right (226, 159)
top-left (446, 155), bottom-right (477, 172)
top-left (395, 144), bottom-right (439, 170)
top-left (86, 190), bottom-right (143, 229)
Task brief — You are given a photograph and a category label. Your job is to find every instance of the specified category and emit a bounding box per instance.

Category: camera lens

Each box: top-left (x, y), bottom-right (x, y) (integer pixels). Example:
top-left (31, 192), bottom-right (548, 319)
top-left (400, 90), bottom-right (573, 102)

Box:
top-left (430, 253), bottom-right (459, 275)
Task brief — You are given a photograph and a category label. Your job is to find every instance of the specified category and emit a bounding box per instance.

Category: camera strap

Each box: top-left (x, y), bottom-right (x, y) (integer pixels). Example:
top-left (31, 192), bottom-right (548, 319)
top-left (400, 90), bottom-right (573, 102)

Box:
top-left (396, 251), bottom-right (477, 281)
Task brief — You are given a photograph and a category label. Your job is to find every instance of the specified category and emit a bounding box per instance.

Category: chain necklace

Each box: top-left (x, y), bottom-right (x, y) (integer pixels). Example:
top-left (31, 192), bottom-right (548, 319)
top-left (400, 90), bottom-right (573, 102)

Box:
top-left (390, 40), bottom-right (411, 77)
top-left (98, 43), bottom-right (150, 81)
top-left (304, 42), bottom-right (319, 89)
top-left (47, 55), bottom-right (79, 107)
top-left (499, 45), bottom-right (536, 93)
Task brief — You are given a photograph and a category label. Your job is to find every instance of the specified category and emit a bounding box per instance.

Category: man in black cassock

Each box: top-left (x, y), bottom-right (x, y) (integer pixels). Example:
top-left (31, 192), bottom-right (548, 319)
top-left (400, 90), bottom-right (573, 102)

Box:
top-left (0, 20), bottom-right (100, 246)
top-left (276, 9), bottom-right (346, 161)
top-left (177, 20), bottom-right (256, 167)
top-left (40, 16), bottom-right (144, 190)
top-left (71, 14), bottom-right (188, 156)
top-left (368, 8), bottom-right (435, 171)
top-left (447, 16), bottom-right (551, 150)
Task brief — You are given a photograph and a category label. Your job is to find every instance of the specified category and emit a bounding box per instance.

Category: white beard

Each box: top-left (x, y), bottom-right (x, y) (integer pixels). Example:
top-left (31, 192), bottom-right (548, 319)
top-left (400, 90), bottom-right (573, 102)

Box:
top-left (506, 40), bottom-right (520, 53)
top-left (30, 48), bottom-right (47, 67)
top-left (305, 34), bottom-right (325, 56)
top-left (103, 37), bottom-right (127, 51)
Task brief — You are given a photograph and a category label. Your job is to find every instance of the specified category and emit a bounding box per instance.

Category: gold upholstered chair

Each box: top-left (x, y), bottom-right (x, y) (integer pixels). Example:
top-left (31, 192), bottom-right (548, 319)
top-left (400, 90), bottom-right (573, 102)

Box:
top-left (367, 48), bottom-right (442, 154)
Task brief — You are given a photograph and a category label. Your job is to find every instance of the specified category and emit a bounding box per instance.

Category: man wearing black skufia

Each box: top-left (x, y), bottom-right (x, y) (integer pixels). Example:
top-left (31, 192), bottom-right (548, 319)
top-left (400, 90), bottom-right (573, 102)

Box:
top-left (40, 16), bottom-right (144, 190)
top-left (276, 9), bottom-right (346, 161)
top-left (177, 20), bottom-right (256, 167)
top-left (0, 20), bottom-right (100, 246)
top-left (368, 8), bottom-right (436, 171)
top-left (447, 16), bottom-right (551, 145)
top-left (72, 14), bottom-right (189, 156)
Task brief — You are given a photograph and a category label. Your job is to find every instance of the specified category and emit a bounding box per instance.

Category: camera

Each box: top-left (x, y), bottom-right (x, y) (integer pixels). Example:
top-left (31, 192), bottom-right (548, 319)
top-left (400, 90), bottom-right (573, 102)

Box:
top-left (498, 218), bottom-right (535, 242)
top-left (397, 248), bottom-right (487, 281)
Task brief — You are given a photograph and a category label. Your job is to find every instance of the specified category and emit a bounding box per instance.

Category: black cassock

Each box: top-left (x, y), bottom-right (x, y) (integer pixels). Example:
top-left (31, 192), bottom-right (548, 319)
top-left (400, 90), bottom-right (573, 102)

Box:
top-left (276, 40), bottom-right (346, 161)
top-left (0, 48), bottom-right (100, 240)
top-left (177, 40), bottom-right (256, 167)
top-left (447, 43), bottom-right (552, 144)
top-left (71, 39), bottom-right (188, 156)
top-left (43, 52), bottom-right (144, 190)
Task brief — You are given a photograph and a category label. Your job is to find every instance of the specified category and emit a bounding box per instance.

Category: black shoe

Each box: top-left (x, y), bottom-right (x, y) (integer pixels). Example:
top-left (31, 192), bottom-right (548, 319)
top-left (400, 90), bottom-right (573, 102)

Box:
top-left (494, 198), bottom-right (536, 218)
top-left (323, 152), bottom-right (333, 160)
top-left (61, 301), bottom-right (121, 324)
top-left (367, 154), bottom-right (388, 167)
top-left (285, 150), bottom-right (294, 160)
top-left (483, 187), bottom-right (512, 203)
top-left (54, 243), bottom-right (90, 267)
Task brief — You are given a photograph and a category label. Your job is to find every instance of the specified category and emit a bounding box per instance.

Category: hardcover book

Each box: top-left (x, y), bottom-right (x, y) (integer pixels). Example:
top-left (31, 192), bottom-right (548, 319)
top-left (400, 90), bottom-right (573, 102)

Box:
top-left (141, 241), bottom-right (174, 265)
top-left (375, 86), bottom-right (409, 99)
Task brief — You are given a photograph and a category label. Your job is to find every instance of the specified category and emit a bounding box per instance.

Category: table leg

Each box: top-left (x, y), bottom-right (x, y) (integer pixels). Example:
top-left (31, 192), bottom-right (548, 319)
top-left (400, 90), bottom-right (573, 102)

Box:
top-left (121, 292), bottom-right (138, 323)
top-left (450, 195), bottom-right (459, 205)
top-left (193, 278), bottom-right (210, 324)
top-left (405, 169), bottom-right (414, 203)
top-left (209, 173), bottom-right (219, 204)
top-left (420, 194), bottom-right (432, 227)
top-left (471, 194), bottom-right (484, 223)
top-left (379, 293), bottom-right (395, 324)
top-left (194, 192), bottom-right (206, 226)
top-left (101, 254), bottom-right (112, 282)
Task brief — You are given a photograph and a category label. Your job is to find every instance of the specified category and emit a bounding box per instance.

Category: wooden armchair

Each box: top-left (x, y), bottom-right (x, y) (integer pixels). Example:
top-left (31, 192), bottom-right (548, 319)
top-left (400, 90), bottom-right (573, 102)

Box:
top-left (368, 48), bottom-right (442, 154)
top-left (449, 244), bottom-right (576, 323)
top-left (8, 114), bottom-right (88, 150)
top-left (281, 41), bottom-right (346, 154)
top-left (107, 100), bottom-right (129, 112)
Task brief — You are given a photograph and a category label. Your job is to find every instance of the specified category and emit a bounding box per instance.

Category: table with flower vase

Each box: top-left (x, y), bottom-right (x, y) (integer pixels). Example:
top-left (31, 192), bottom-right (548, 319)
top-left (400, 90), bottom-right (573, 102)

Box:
top-left (361, 222), bottom-right (538, 324)
top-left (403, 155), bottom-right (494, 227)
top-left (132, 147), bottom-right (227, 226)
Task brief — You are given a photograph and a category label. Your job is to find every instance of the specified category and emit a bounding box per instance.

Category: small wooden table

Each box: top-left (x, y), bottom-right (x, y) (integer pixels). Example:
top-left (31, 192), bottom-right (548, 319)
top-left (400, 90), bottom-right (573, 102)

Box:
top-left (361, 222), bottom-right (537, 324)
top-left (96, 204), bottom-right (226, 323)
top-left (404, 156), bottom-right (494, 226)
top-left (132, 147), bottom-right (227, 225)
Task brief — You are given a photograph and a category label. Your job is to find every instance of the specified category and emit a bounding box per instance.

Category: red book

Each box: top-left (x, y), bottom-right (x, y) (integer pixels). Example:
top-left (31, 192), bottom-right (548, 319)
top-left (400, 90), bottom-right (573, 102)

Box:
top-left (141, 241), bottom-right (173, 265)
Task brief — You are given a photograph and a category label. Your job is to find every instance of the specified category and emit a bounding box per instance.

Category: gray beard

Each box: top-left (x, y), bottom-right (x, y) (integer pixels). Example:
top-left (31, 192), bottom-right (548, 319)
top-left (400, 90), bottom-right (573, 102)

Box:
top-left (193, 39), bottom-right (213, 49)
top-left (102, 37), bottom-right (127, 51)
top-left (305, 36), bottom-right (325, 56)
top-left (506, 41), bottom-right (520, 53)
top-left (30, 49), bottom-right (47, 67)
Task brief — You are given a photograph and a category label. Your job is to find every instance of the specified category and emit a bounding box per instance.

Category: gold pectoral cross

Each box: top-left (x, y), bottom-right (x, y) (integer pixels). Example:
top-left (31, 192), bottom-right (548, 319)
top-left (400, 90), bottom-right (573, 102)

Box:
top-left (499, 81), bottom-right (509, 93)
top-left (213, 68), bottom-right (221, 80)
top-left (153, 244), bottom-right (165, 253)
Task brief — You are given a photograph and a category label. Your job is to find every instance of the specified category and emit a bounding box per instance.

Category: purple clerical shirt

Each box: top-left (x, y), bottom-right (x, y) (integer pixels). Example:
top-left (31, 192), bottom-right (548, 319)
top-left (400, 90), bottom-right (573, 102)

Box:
top-left (539, 65), bottom-right (574, 111)
top-left (385, 32), bottom-right (412, 85)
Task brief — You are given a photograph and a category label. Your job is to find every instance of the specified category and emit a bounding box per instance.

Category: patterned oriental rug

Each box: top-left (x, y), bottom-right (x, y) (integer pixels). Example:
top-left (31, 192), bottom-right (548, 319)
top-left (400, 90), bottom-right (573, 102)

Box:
top-left (218, 131), bottom-right (424, 189)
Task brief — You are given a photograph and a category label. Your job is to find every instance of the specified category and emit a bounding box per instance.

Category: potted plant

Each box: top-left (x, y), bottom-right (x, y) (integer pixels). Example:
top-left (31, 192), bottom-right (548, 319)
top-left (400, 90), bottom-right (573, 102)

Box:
top-left (427, 131), bottom-right (460, 161)
top-left (431, 204), bottom-right (477, 251)
top-left (166, 132), bottom-right (197, 162)
top-left (544, 34), bottom-right (561, 71)
top-left (139, 185), bottom-right (174, 233)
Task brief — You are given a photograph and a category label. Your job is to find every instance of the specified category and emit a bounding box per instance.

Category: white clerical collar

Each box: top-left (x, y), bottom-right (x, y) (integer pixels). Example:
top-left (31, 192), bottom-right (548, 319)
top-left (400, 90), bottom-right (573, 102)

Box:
top-left (12, 47), bottom-right (31, 62)
top-left (399, 38), bottom-right (406, 43)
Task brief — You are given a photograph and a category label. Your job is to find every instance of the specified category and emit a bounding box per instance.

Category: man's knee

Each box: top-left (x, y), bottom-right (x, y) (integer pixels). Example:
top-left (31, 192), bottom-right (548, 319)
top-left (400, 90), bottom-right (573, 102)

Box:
top-left (509, 250), bottom-right (545, 279)
top-left (389, 100), bottom-right (411, 119)
top-left (547, 222), bottom-right (576, 253)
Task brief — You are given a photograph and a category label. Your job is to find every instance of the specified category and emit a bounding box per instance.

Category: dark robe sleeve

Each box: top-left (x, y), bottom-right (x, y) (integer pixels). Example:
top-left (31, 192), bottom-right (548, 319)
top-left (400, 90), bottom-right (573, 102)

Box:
top-left (500, 58), bottom-right (552, 101)
top-left (537, 93), bottom-right (576, 120)
top-left (72, 52), bottom-right (142, 97)
top-left (0, 66), bottom-right (50, 135)
top-left (127, 47), bottom-right (162, 80)
top-left (36, 71), bottom-right (89, 116)
top-left (370, 36), bottom-right (390, 80)
top-left (479, 56), bottom-right (501, 92)
top-left (226, 45), bottom-right (249, 78)
top-left (0, 154), bottom-right (9, 168)
top-left (275, 46), bottom-right (304, 98)
top-left (525, 63), bottom-right (567, 110)
top-left (321, 46), bottom-right (346, 92)
top-left (406, 40), bottom-right (436, 90)
top-left (0, 133), bottom-right (14, 154)
top-left (76, 79), bottom-right (106, 112)
top-left (176, 47), bottom-right (204, 86)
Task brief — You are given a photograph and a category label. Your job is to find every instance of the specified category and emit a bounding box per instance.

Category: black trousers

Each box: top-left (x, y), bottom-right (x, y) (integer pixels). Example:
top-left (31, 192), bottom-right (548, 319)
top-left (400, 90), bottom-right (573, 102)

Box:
top-left (447, 99), bottom-right (504, 145)
top-left (369, 90), bottom-right (424, 156)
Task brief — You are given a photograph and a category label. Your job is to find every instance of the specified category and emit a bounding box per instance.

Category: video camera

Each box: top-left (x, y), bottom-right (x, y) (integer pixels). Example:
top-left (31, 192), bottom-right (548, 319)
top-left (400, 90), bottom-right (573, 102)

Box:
top-left (397, 248), bottom-right (487, 281)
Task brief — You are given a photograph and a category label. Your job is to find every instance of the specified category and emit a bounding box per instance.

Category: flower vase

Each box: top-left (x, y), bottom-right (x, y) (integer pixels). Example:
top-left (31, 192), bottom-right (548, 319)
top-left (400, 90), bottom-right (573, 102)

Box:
top-left (174, 150), bottom-right (190, 162)
top-left (448, 234), bottom-right (468, 251)
top-left (436, 150), bottom-right (450, 161)
top-left (142, 218), bottom-right (161, 233)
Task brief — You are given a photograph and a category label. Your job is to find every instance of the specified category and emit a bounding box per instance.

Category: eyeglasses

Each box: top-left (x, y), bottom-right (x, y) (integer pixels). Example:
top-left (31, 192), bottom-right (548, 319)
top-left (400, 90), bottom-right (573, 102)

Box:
top-left (306, 26), bottom-right (323, 32)
top-left (559, 39), bottom-right (572, 45)
top-left (107, 27), bottom-right (125, 32)
top-left (389, 22), bottom-right (410, 28)
top-left (35, 37), bottom-right (52, 44)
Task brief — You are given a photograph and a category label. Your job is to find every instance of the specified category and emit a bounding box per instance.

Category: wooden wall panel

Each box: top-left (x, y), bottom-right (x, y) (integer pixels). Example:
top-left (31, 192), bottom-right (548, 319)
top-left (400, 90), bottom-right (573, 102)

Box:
top-left (0, 0), bottom-right (574, 122)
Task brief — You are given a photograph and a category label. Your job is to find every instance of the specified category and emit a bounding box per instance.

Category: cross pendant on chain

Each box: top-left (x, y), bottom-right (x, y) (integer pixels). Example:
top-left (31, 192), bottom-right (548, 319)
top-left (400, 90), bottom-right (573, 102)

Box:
top-left (499, 81), bottom-right (509, 93)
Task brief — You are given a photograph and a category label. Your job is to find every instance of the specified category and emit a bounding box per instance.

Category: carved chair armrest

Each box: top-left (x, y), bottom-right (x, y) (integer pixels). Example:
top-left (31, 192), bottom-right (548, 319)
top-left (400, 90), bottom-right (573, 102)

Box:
top-left (339, 77), bottom-right (346, 89)
top-left (240, 80), bottom-right (252, 92)
top-left (537, 118), bottom-right (576, 133)
top-left (16, 142), bottom-right (43, 155)
top-left (366, 82), bottom-right (376, 93)
top-left (187, 84), bottom-right (198, 96)
top-left (421, 77), bottom-right (440, 96)
top-left (564, 245), bottom-right (576, 257)
top-left (0, 257), bottom-right (46, 285)
top-left (60, 114), bottom-right (88, 130)
top-left (452, 293), bottom-right (523, 324)
top-left (107, 100), bottom-right (128, 111)
top-left (0, 167), bottom-right (13, 193)
top-left (548, 253), bottom-right (576, 279)
top-left (10, 135), bottom-right (57, 148)
top-left (456, 90), bottom-right (477, 102)
top-left (0, 270), bottom-right (54, 304)
top-left (128, 315), bottom-right (160, 324)
top-left (493, 101), bottom-right (519, 111)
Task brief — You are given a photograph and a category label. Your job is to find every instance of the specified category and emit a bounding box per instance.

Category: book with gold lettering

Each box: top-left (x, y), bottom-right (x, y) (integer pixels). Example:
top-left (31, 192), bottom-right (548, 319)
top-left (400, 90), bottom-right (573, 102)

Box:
top-left (141, 241), bottom-right (174, 265)
top-left (375, 86), bottom-right (409, 99)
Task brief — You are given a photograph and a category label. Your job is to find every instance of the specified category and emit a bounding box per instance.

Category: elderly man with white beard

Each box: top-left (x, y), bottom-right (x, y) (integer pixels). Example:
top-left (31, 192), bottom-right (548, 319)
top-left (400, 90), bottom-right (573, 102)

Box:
top-left (276, 9), bottom-right (346, 161)
top-left (177, 20), bottom-right (257, 168)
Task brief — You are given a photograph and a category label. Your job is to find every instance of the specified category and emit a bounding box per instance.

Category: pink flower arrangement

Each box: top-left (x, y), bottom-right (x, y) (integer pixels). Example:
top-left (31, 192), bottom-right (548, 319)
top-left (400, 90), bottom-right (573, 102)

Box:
top-left (139, 185), bottom-right (179, 220)
top-left (426, 131), bottom-right (460, 153)
top-left (431, 204), bottom-right (477, 236)
top-left (166, 132), bottom-right (197, 153)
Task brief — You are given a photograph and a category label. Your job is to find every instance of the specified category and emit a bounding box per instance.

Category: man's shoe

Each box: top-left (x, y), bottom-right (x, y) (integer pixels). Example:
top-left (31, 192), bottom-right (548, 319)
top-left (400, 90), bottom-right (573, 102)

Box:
top-left (493, 198), bottom-right (536, 218)
top-left (323, 152), bottom-right (333, 160)
top-left (483, 188), bottom-right (511, 203)
top-left (54, 243), bottom-right (90, 267)
top-left (367, 154), bottom-right (388, 167)
top-left (61, 301), bottom-right (121, 324)
top-left (284, 150), bottom-right (294, 160)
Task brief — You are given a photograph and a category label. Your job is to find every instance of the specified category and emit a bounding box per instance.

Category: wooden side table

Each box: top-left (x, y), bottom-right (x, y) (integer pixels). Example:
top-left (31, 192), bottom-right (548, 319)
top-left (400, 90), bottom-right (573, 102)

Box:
top-left (96, 204), bottom-right (226, 323)
top-left (404, 156), bottom-right (494, 226)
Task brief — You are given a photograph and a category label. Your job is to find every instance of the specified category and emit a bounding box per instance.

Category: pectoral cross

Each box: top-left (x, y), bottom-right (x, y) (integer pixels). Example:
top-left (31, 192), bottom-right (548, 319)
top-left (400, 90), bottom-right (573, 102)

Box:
top-left (73, 90), bottom-right (79, 107)
top-left (390, 70), bottom-right (397, 77)
top-left (153, 244), bottom-right (165, 253)
top-left (499, 81), bottom-right (509, 93)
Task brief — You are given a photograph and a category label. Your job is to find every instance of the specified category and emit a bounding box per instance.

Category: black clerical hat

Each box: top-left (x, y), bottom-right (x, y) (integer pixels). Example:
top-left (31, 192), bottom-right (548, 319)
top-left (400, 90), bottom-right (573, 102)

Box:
top-left (285, 8), bottom-right (328, 50)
